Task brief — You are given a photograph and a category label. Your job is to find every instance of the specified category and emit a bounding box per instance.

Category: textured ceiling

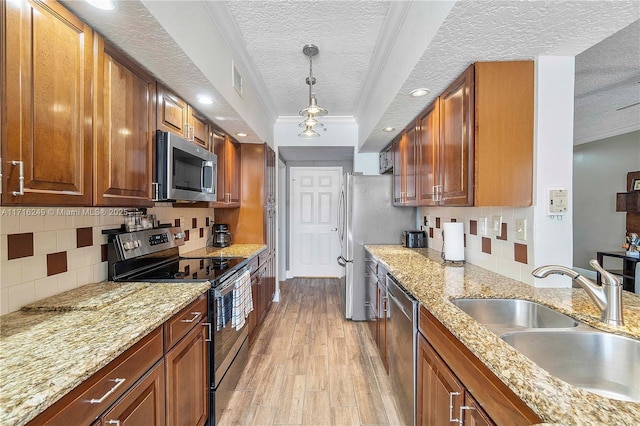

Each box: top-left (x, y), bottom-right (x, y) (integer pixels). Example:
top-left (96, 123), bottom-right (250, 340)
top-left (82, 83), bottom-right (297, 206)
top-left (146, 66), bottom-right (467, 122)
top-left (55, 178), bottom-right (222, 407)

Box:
top-left (574, 20), bottom-right (640, 145)
top-left (225, 1), bottom-right (390, 117)
top-left (59, 0), bottom-right (639, 156)
top-left (363, 1), bottom-right (640, 152)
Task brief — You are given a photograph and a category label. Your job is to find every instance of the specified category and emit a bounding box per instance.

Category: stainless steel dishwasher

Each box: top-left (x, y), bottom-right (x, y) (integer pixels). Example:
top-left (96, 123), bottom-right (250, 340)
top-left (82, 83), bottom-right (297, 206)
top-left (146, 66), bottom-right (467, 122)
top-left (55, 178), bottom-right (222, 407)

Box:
top-left (386, 274), bottom-right (417, 426)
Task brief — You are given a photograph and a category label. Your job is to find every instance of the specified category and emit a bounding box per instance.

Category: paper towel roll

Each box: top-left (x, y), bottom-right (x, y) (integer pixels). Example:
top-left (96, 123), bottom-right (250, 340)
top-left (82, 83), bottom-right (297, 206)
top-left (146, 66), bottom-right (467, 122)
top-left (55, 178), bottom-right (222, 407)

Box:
top-left (443, 222), bottom-right (465, 262)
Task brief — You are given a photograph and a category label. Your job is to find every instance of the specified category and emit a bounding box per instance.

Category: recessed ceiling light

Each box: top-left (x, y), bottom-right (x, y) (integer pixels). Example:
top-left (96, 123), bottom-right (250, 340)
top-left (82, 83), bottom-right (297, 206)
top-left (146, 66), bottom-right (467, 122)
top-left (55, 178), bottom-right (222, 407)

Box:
top-left (214, 116), bottom-right (226, 121)
top-left (197, 95), bottom-right (213, 105)
top-left (236, 132), bottom-right (248, 137)
top-left (383, 127), bottom-right (396, 132)
top-left (85, 0), bottom-right (115, 10)
top-left (410, 88), bottom-right (430, 97)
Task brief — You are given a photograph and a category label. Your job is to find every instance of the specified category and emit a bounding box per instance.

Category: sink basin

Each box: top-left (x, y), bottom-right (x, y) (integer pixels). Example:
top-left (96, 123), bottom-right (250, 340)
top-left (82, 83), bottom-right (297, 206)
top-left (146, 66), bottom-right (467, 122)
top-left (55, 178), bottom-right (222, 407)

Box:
top-left (501, 331), bottom-right (640, 402)
top-left (451, 298), bottom-right (578, 330)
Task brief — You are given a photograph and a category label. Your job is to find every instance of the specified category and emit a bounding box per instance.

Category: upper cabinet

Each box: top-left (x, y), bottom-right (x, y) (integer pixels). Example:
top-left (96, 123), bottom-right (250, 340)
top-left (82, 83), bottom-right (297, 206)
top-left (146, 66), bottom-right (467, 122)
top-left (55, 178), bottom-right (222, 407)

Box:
top-left (157, 84), bottom-right (209, 148)
top-left (2, 0), bottom-right (93, 206)
top-left (392, 125), bottom-right (417, 206)
top-left (210, 130), bottom-right (241, 207)
top-left (410, 61), bottom-right (533, 207)
top-left (93, 37), bottom-right (155, 207)
top-left (157, 84), bottom-right (190, 140)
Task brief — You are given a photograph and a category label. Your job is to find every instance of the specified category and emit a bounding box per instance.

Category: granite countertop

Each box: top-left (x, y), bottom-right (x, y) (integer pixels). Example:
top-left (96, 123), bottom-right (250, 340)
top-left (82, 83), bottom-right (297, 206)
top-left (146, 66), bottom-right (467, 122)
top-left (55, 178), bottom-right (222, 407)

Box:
top-left (182, 244), bottom-right (267, 259)
top-left (365, 245), bottom-right (640, 425)
top-left (0, 281), bottom-right (210, 426)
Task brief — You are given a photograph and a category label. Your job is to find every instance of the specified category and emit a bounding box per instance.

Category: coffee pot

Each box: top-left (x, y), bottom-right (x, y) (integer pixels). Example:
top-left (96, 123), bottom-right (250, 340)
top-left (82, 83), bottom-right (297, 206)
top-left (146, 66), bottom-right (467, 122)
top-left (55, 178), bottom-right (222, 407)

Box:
top-left (212, 224), bottom-right (232, 247)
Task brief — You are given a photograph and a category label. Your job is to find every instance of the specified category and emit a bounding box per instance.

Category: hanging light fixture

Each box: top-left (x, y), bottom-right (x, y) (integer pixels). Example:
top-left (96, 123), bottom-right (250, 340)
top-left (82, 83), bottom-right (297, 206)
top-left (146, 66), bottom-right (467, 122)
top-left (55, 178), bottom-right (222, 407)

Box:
top-left (298, 44), bottom-right (327, 138)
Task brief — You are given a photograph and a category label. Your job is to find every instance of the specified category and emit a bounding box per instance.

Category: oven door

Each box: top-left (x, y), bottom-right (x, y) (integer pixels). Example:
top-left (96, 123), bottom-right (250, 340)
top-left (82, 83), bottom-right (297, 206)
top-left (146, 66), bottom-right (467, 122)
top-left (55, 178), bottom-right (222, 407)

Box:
top-left (211, 272), bottom-right (249, 387)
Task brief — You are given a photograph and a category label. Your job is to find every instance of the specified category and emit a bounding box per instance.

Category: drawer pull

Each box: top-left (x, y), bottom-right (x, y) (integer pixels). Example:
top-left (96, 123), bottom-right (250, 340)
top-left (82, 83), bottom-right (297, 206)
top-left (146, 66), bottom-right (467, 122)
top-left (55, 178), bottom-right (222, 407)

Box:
top-left (89, 378), bottom-right (126, 404)
top-left (204, 322), bottom-right (212, 342)
top-left (106, 421), bottom-right (121, 426)
top-left (180, 311), bottom-right (202, 323)
top-left (449, 391), bottom-right (461, 423)
top-left (458, 405), bottom-right (476, 425)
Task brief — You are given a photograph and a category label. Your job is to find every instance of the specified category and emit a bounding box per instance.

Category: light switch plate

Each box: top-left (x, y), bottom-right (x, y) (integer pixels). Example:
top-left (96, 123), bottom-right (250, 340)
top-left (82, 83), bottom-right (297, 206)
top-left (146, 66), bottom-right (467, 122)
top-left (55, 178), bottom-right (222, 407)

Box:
top-left (478, 217), bottom-right (488, 236)
top-left (516, 218), bottom-right (526, 241)
top-left (492, 215), bottom-right (502, 236)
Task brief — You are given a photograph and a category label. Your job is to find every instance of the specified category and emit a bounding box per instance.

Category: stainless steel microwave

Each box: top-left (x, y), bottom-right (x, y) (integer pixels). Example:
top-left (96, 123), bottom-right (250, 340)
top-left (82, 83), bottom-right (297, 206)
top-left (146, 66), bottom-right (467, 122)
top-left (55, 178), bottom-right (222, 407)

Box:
top-left (154, 130), bottom-right (217, 202)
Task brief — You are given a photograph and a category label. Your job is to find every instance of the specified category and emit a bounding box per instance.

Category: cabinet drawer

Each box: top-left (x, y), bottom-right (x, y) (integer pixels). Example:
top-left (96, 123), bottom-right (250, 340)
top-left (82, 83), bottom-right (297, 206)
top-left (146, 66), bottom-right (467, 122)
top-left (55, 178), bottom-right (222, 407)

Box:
top-left (164, 294), bottom-right (208, 351)
top-left (247, 256), bottom-right (259, 274)
top-left (258, 251), bottom-right (269, 267)
top-left (29, 327), bottom-right (163, 426)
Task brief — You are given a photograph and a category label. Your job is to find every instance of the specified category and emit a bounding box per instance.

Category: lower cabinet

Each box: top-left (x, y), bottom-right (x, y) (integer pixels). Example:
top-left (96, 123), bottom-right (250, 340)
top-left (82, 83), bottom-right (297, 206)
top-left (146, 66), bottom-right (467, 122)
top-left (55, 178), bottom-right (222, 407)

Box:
top-left (417, 305), bottom-right (541, 425)
top-left (365, 253), bottom-right (389, 372)
top-left (28, 294), bottom-right (209, 426)
top-left (248, 255), bottom-right (275, 345)
top-left (165, 318), bottom-right (209, 426)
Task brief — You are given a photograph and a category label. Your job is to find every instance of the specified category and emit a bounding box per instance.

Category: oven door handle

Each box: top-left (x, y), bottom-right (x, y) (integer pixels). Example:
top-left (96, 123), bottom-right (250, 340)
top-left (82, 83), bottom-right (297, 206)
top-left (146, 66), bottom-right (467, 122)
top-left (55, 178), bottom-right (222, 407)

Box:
top-left (215, 275), bottom-right (239, 297)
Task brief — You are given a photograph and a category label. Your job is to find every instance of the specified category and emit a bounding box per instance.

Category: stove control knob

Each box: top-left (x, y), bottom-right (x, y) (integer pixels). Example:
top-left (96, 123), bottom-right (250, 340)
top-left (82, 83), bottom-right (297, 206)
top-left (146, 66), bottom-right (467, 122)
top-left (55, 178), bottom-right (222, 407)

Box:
top-left (133, 240), bottom-right (141, 248)
top-left (174, 232), bottom-right (185, 240)
top-left (123, 241), bottom-right (134, 250)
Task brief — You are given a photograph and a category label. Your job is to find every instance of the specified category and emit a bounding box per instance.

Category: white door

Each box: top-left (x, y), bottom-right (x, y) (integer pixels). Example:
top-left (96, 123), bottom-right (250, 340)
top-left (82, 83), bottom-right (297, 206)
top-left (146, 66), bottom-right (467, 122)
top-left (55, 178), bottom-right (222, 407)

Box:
top-left (290, 167), bottom-right (342, 277)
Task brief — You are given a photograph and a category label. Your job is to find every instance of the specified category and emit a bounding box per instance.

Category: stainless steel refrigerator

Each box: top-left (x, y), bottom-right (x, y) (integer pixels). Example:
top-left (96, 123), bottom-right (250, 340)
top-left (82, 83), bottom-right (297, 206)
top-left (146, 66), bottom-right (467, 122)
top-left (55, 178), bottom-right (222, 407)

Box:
top-left (337, 173), bottom-right (416, 320)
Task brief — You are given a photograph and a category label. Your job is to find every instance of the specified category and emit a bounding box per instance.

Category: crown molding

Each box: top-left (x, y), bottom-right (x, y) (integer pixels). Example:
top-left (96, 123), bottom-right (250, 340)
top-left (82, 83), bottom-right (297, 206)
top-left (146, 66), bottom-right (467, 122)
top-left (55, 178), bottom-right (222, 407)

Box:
top-left (202, 1), bottom-right (278, 123)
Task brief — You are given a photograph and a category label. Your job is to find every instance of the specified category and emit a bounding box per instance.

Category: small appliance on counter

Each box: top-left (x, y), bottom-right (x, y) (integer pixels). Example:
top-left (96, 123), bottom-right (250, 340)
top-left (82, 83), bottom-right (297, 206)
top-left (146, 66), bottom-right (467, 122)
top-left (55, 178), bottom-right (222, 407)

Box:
top-left (403, 230), bottom-right (427, 248)
top-left (212, 223), bottom-right (232, 247)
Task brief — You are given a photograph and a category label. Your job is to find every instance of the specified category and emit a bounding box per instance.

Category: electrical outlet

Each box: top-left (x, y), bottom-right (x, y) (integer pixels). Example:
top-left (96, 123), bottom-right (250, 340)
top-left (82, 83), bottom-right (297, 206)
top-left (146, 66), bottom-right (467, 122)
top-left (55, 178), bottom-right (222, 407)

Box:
top-left (478, 217), bottom-right (488, 236)
top-left (516, 218), bottom-right (527, 241)
top-left (492, 215), bottom-right (502, 236)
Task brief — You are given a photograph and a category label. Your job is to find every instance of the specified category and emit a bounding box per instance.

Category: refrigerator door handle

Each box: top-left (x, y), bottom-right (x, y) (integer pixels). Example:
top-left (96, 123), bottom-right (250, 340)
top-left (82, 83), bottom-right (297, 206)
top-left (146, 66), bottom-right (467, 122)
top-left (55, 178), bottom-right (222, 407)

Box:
top-left (337, 255), bottom-right (351, 267)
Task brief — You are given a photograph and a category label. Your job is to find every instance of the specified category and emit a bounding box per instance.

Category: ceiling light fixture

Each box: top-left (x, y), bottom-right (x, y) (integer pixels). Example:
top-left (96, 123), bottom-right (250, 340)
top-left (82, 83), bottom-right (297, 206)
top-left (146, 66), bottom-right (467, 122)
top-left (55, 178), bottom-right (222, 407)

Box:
top-left (298, 44), bottom-right (327, 138)
top-left (236, 132), bottom-right (247, 137)
top-left (197, 95), bottom-right (213, 105)
top-left (383, 127), bottom-right (396, 132)
top-left (410, 88), bottom-right (430, 97)
top-left (85, 0), bottom-right (115, 10)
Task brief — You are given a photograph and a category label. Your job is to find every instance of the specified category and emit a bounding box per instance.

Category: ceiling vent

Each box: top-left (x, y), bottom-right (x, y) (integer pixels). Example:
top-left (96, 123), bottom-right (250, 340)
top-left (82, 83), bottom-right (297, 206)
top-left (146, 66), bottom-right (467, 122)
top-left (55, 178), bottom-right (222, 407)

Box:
top-left (232, 62), bottom-right (243, 97)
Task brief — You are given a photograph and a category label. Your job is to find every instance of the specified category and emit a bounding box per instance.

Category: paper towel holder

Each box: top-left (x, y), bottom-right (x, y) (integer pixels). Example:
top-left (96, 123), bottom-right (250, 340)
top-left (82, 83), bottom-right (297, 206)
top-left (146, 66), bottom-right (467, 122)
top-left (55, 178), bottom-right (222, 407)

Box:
top-left (441, 223), bottom-right (466, 265)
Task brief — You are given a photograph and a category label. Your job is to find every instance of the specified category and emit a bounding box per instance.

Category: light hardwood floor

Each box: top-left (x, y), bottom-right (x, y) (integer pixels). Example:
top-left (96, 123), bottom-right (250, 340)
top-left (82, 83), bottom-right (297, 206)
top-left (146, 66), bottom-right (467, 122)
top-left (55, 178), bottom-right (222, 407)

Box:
top-left (219, 278), bottom-right (405, 426)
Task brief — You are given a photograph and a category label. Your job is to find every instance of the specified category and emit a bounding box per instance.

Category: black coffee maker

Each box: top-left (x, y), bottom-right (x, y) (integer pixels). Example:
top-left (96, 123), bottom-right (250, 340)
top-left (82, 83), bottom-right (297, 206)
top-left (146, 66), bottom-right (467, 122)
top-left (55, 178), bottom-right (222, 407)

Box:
top-left (212, 224), bottom-right (232, 247)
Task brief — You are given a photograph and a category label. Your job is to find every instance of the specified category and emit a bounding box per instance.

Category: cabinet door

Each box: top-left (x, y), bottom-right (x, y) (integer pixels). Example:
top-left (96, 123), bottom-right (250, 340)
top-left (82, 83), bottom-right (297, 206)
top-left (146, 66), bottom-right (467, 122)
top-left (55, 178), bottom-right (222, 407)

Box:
top-left (462, 392), bottom-right (495, 426)
top-left (165, 321), bottom-right (209, 426)
top-left (101, 361), bottom-right (166, 426)
top-left (439, 65), bottom-right (474, 206)
top-left (225, 137), bottom-right (242, 205)
top-left (392, 137), bottom-right (403, 205)
top-left (417, 99), bottom-right (440, 206)
top-left (211, 130), bottom-right (227, 204)
top-left (417, 333), bottom-right (465, 426)
top-left (157, 84), bottom-right (189, 139)
top-left (3, 0), bottom-right (93, 206)
top-left (189, 107), bottom-right (209, 148)
top-left (94, 38), bottom-right (155, 207)
top-left (377, 282), bottom-right (388, 372)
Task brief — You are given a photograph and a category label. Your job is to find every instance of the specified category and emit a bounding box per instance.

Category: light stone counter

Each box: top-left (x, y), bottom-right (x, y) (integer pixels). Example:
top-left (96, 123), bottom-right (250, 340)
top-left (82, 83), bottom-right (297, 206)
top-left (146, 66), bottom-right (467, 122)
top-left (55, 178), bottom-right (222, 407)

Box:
top-left (182, 244), bottom-right (267, 259)
top-left (365, 245), bottom-right (640, 425)
top-left (0, 281), bottom-right (210, 426)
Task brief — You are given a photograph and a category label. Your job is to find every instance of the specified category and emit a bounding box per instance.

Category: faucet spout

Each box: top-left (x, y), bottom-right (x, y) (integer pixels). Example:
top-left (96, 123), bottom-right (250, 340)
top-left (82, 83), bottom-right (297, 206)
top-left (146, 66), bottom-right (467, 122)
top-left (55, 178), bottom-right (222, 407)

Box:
top-left (532, 260), bottom-right (624, 326)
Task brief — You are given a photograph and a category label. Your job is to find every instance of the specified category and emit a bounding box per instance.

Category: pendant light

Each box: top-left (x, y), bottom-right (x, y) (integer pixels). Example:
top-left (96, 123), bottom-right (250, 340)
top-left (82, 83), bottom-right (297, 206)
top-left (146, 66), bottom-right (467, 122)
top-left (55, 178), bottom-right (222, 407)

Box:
top-left (298, 44), bottom-right (327, 138)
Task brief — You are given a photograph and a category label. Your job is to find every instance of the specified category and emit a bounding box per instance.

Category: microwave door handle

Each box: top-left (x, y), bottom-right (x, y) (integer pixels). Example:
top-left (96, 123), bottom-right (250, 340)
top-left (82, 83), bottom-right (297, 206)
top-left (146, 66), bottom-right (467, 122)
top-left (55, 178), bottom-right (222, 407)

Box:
top-left (202, 160), bottom-right (214, 193)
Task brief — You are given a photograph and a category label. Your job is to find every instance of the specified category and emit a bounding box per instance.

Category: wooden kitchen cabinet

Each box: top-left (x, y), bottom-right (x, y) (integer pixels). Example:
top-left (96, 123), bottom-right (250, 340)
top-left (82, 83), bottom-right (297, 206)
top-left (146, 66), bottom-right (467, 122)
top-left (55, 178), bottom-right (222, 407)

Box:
top-left (2, 0), bottom-right (93, 206)
top-left (189, 108), bottom-right (209, 148)
top-left (94, 37), bottom-right (155, 207)
top-left (417, 305), bottom-right (541, 425)
top-left (414, 62), bottom-right (534, 207)
top-left (157, 84), bottom-right (190, 140)
top-left (165, 318), bottom-right (209, 426)
top-left (210, 129), bottom-right (241, 207)
top-left (379, 143), bottom-right (393, 174)
top-left (392, 125), bottom-right (417, 206)
top-left (364, 254), bottom-right (389, 372)
top-left (100, 360), bottom-right (166, 426)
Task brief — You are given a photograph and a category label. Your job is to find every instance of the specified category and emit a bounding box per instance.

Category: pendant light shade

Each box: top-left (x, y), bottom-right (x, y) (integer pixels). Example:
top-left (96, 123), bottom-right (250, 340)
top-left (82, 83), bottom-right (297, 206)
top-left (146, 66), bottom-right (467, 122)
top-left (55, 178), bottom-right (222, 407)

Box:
top-left (298, 44), bottom-right (327, 137)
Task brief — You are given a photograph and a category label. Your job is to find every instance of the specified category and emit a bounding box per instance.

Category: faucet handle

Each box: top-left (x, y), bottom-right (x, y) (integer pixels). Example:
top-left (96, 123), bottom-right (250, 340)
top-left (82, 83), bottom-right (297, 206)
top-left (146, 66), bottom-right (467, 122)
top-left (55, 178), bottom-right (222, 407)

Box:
top-left (589, 259), bottom-right (621, 286)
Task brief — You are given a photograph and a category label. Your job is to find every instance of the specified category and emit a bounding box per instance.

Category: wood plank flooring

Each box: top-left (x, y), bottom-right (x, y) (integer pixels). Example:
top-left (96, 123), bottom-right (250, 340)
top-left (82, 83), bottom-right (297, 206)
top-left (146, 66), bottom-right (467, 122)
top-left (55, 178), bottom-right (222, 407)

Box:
top-left (219, 278), bottom-right (405, 426)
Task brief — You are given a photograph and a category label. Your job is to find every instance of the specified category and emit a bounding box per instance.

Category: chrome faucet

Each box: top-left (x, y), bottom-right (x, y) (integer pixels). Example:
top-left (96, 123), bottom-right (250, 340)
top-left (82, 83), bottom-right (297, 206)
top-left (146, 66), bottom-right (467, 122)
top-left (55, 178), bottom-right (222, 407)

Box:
top-left (532, 259), bottom-right (624, 326)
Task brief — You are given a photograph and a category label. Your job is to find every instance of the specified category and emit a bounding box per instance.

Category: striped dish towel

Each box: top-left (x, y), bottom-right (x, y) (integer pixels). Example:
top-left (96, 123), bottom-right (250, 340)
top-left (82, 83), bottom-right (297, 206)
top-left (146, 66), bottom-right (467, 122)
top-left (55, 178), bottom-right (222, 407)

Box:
top-left (232, 270), bottom-right (253, 330)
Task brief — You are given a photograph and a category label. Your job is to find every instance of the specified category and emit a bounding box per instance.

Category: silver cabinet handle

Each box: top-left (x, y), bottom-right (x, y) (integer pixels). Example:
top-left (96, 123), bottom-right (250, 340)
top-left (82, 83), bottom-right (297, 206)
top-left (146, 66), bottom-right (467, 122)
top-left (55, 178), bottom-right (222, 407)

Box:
top-left (11, 161), bottom-right (24, 196)
top-left (106, 421), bottom-right (121, 426)
top-left (458, 405), bottom-right (476, 425)
top-left (204, 322), bottom-right (212, 342)
top-left (180, 311), bottom-right (202, 323)
top-left (449, 391), bottom-right (461, 423)
top-left (89, 378), bottom-right (126, 404)
top-left (151, 182), bottom-right (159, 201)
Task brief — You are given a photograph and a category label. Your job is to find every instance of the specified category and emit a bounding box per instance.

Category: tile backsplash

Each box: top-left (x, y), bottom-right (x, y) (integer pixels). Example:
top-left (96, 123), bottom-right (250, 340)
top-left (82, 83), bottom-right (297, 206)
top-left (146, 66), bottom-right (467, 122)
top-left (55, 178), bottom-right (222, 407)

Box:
top-left (418, 205), bottom-right (535, 285)
top-left (0, 205), bottom-right (215, 314)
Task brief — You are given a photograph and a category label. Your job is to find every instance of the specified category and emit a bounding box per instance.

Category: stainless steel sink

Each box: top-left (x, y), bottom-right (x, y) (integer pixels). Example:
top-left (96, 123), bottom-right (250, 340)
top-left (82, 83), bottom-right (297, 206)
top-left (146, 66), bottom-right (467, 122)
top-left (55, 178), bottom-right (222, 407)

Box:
top-left (451, 298), bottom-right (578, 331)
top-left (501, 331), bottom-right (640, 402)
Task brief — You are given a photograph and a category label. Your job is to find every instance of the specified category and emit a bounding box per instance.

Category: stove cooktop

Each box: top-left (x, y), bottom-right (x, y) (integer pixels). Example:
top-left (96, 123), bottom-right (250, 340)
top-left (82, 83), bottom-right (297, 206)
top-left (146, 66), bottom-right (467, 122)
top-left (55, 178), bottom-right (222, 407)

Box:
top-left (126, 257), bottom-right (246, 284)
